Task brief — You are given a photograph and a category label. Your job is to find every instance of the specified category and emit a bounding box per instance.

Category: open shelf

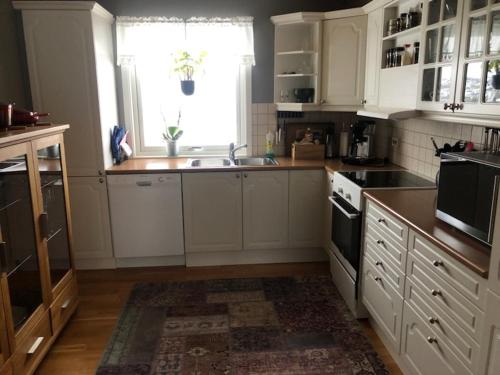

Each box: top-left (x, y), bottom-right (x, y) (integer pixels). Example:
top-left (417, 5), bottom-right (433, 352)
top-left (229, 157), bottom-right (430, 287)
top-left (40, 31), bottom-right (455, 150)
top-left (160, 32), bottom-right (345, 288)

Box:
top-left (276, 73), bottom-right (317, 78)
top-left (276, 50), bottom-right (317, 56)
top-left (382, 62), bottom-right (419, 70)
top-left (383, 25), bottom-right (421, 41)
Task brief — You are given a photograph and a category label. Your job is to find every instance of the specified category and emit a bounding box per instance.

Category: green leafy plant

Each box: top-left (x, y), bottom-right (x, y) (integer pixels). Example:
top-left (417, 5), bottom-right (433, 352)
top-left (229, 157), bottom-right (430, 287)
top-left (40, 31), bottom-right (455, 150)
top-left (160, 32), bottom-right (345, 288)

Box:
top-left (173, 50), bottom-right (208, 81)
top-left (491, 60), bottom-right (500, 74)
top-left (162, 111), bottom-right (183, 142)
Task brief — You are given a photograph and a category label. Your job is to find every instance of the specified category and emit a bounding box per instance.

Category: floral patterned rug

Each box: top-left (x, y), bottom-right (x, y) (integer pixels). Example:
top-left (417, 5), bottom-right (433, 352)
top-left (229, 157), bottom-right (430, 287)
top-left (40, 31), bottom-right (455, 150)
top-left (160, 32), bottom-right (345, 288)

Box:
top-left (96, 276), bottom-right (388, 374)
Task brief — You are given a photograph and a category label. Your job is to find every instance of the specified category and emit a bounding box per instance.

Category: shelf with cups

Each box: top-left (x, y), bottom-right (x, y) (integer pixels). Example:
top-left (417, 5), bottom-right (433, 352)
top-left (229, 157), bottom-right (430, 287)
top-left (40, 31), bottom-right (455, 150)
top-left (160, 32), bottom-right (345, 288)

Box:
top-left (382, 24), bottom-right (421, 40)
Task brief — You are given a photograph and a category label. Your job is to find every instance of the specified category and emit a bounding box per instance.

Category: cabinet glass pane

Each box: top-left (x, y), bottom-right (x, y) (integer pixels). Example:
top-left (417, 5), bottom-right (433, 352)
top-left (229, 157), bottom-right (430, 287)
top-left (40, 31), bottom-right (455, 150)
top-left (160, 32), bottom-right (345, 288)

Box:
top-left (425, 29), bottom-right (439, 63)
top-left (489, 11), bottom-right (500, 55)
top-left (422, 68), bottom-right (436, 100)
top-left (484, 60), bottom-right (500, 102)
top-left (440, 24), bottom-right (456, 62)
top-left (428, 0), bottom-right (442, 25)
top-left (468, 15), bottom-right (487, 57)
top-left (0, 154), bottom-right (42, 332)
top-left (470, 0), bottom-right (487, 10)
top-left (444, 0), bottom-right (458, 19)
top-left (37, 145), bottom-right (71, 287)
top-left (463, 62), bottom-right (483, 102)
top-left (436, 66), bottom-right (452, 101)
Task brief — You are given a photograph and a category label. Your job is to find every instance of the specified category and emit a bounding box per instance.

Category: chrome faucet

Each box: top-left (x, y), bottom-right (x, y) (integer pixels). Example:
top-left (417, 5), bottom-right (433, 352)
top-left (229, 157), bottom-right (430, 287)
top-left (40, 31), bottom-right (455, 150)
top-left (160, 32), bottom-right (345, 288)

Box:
top-left (229, 142), bottom-right (247, 162)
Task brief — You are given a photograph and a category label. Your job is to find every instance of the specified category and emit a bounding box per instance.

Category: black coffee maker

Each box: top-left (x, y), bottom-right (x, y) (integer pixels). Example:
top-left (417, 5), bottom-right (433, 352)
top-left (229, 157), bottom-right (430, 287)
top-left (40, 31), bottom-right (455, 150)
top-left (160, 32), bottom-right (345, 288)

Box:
top-left (342, 121), bottom-right (377, 165)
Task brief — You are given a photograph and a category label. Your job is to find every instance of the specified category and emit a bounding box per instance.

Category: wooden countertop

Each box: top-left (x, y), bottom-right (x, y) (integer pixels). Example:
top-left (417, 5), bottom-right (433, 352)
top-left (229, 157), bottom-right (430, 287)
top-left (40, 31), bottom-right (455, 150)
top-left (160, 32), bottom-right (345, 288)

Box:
top-left (107, 157), bottom-right (403, 174)
top-left (0, 124), bottom-right (69, 146)
top-left (363, 189), bottom-right (490, 278)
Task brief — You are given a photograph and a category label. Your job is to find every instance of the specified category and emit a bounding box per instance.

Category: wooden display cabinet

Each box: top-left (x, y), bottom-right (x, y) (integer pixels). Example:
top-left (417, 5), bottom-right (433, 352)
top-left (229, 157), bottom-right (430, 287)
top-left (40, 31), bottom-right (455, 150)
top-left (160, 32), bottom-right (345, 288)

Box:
top-left (0, 124), bottom-right (77, 375)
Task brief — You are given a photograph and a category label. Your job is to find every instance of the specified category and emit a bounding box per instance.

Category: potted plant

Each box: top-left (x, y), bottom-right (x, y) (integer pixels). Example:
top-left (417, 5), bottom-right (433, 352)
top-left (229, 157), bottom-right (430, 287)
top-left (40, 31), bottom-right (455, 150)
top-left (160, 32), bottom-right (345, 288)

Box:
top-left (173, 50), bottom-right (207, 95)
top-left (491, 60), bottom-right (500, 90)
top-left (162, 111), bottom-right (183, 157)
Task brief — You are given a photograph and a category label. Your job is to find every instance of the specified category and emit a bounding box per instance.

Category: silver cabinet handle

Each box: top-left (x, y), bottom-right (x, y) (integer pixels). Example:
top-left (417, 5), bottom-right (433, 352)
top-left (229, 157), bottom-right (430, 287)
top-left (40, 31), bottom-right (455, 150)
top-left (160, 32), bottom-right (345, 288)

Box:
top-left (236, 174), bottom-right (240, 179)
top-left (428, 317), bottom-right (439, 325)
top-left (431, 289), bottom-right (442, 296)
top-left (27, 337), bottom-right (44, 355)
top-left (432, 260), bottom-right (444, 267)
top-left (243, 173), bottom-right (248, 178)
top-left (136, 181), bottom-right (152, 187)
top-left (99, 178), bottom-right (104, 183)
top-left (61, 298), bottom-right (72, 309)
top-left (374, 276), bottom-right (382, 282)
top-left (377, 218), bottom-right (385, 223)
top-left (328, 196), bottom-right (359, 219)
top-left (375, 261), bottom-right (383, 266)
top-left (427, 336), bottom-right (437, 344)
top-left (376, 240), bottom-right (384, 245)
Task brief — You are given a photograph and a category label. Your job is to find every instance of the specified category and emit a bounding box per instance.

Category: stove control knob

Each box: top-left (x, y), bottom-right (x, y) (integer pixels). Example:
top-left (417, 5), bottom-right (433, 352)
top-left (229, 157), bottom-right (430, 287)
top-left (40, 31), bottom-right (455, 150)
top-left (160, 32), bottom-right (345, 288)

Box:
top-left (345, 193), bottom-right (352, 201)
top-left (337, 187), bottom-right (344, 194)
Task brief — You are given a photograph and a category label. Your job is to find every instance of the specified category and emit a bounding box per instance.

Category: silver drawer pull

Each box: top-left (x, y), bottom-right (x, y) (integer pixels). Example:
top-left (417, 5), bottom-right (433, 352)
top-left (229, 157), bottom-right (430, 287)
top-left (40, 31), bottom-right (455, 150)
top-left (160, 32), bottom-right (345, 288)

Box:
top-left (375, 261), bottom-right (383, 266)
top-left (377, 218), bottom-right (385, 223)
top-left (428, 317), bottom-right (439, 325)
top-left (374, 276), bottom-right (382, 282)
top-left (427, 336), bottom-right (438, 344)
top-left (376, 240), bottom-right (384, 245)
top-left (432, 260), bottom-right (444, 267)
top-left (136, 181), bottom-right (152, 187)
top-left (61, 298), bottom-right (72, 309)
top-left (431, 289), bottom-right (442, 297)
top-left (27, 337), bottom-right (44, 355)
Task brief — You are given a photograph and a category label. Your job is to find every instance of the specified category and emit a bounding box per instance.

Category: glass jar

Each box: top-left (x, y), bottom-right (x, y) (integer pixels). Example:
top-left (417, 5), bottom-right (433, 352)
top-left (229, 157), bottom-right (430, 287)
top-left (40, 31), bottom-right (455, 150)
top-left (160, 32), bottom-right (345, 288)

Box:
top-left (388, 19), bottom-right (398, 35)
top-left (400, 13), bottom-right (408, 30)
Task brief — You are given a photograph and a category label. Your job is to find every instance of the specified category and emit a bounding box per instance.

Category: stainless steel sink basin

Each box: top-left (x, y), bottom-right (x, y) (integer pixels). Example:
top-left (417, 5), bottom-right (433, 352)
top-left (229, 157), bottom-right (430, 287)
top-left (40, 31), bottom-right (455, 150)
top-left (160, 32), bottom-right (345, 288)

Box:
top-left (187, 158), bottom-right (232, 168)
top-left (234, 157), bottom-right (278, 166)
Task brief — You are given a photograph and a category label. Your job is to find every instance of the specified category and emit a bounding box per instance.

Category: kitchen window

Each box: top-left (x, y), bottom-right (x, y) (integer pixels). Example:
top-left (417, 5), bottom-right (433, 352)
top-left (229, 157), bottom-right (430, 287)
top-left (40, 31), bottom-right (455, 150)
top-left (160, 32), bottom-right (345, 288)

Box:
top-left (116, 17), bottom-right (255, 156)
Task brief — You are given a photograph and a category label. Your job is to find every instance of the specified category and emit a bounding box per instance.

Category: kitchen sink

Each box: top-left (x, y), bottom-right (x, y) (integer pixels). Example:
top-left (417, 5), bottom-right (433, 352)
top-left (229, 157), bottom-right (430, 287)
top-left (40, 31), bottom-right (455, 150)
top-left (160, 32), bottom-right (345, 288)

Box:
top-left (234, 157), bottom-right (278, 166)
top-left (187, 158), bottom-right (232, 168)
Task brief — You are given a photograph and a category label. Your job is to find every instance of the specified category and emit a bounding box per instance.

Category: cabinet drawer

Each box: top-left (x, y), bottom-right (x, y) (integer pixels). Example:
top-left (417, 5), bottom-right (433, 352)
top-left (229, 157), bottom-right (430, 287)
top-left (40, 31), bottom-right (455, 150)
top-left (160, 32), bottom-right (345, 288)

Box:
top-left (361, 257), bottom-right (403, 353)
top-left (405, 279), bottom-right (480, 371)
top-left (364, 242), bottom-right (405, 297)
top-left (51, 277), bottom-right (78, 335)
top-left (407, 254), bottom-right (484, 342)
top-left (401, 302), bottom-right (473, 375)
top-left (409, 231), bottom-right (486, 308)
top-left (12, 311), bottom-right (52, 375)
top-left (365, 227), bottom-right (407, 273)
top-left (366, 200), bottom-right (408, 247)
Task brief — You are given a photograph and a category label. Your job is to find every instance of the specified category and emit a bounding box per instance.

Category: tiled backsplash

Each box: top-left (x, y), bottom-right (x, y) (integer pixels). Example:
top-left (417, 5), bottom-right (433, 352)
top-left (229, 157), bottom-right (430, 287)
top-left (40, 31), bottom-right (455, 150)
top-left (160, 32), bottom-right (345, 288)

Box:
top-left (387, 118), bottom-right (485, 180)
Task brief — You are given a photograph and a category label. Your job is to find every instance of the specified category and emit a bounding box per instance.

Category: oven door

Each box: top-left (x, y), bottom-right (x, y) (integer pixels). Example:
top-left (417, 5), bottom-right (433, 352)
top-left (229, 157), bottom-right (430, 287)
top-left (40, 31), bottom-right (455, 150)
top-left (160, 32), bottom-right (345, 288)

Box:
top-left (328, 193), bottom-right (362, 275)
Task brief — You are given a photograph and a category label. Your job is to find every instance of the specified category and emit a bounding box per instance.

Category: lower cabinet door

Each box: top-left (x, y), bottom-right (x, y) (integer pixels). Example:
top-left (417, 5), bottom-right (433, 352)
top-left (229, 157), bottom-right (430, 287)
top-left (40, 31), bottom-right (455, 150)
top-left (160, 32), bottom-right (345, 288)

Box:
top-left (242, 171), bottom-right (288, 250)
top-left (68, 176), bottom-right (113, 261)
top-left (479, 290), bottom-right (500, 375)
top-left (183, 172), bottom-right (243, 252)
top-left (401, 302), bottom-right (473, 375)
top-left (362, 258), bottom-right (403, 353)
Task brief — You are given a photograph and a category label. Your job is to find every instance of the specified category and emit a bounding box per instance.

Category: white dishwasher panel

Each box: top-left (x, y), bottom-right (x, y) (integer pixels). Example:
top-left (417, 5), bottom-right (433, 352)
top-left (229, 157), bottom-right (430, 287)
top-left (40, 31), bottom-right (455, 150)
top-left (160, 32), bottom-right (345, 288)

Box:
top-left (107, 173), bottom-right (185, 259)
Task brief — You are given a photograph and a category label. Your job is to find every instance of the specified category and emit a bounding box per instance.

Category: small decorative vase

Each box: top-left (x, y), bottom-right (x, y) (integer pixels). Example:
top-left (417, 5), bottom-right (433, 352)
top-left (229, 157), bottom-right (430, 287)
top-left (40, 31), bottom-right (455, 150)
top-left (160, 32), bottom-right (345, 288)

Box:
top-left (166, 141), bottom-right (178, 157)
top-left (181, 80), bottom-right (195, 95)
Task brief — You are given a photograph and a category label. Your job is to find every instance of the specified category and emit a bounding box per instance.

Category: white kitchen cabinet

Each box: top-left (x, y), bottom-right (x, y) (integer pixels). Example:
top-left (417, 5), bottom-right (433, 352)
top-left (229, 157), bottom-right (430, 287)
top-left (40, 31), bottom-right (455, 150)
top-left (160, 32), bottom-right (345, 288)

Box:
top-left (479, 290), bottom-right (500, 375)
top-left (14, 1), bottom-right (118, 176)
top-left (321, 15), bottom-right (367, 109)
top-left (289, 170), bottom-right (325, 248)
top-left (242, 171), bottom-right (289, 250)
top-left (364, 7), bottom-right (384, 106)
top-left (68, 176), bottom-right (114, 267)
top-left (182, 172), bottom-right (243, 253)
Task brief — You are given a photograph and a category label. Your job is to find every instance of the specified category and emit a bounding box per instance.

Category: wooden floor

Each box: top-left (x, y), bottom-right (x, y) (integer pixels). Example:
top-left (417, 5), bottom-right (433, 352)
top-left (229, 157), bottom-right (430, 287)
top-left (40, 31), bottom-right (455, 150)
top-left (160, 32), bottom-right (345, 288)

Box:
top-left (35, 262), bottom-right (402, 375)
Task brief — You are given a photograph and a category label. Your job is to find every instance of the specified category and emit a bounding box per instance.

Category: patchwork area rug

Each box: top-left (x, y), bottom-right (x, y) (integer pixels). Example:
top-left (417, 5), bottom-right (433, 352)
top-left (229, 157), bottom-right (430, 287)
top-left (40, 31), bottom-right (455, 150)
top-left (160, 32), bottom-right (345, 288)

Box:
top-left (97, 276), bottom-right (388, 374)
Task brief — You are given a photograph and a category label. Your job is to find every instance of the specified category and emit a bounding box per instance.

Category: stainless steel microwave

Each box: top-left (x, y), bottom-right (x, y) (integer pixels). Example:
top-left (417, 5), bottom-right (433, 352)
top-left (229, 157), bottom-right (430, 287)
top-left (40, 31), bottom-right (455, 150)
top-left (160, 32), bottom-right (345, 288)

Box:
top-left (436, 152), bottom-right (500, 247)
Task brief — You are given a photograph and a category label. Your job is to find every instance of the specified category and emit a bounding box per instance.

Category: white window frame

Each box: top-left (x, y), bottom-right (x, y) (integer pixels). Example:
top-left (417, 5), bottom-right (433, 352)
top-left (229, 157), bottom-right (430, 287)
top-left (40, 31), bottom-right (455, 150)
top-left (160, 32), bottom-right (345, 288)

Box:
top-left (120, 64), bottom-right (252, 157)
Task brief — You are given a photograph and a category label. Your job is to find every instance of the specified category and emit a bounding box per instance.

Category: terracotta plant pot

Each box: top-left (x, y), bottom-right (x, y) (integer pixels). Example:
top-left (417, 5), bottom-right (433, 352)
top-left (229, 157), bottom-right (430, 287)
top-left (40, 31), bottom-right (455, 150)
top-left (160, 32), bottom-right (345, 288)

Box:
top-left (181, 80), bottom-right (195, 96)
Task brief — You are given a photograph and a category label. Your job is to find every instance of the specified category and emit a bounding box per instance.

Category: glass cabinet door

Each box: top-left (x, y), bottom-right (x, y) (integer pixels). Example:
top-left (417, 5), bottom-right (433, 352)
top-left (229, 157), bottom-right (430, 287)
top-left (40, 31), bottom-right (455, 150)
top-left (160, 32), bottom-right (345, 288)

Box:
top-left (419, 0), bottom-right (465, 110)
top-left (455, 0), bottom-right (500, 114)
top-left (35, 142), bottom-right (72, 290)
top-left (0, 144), bottom-right (43, 335)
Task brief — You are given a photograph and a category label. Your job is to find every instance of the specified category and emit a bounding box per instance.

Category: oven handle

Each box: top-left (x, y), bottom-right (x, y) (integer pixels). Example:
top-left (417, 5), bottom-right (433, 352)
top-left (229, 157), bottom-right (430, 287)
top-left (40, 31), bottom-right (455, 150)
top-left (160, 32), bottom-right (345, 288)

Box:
top-left (328, 196), bottom-right (360, 219)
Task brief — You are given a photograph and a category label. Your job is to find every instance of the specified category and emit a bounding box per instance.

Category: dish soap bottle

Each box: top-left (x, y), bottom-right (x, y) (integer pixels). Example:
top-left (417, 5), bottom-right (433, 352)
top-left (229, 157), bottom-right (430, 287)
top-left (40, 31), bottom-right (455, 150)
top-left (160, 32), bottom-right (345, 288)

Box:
top-left (265, 130), bottom-right (275, 158)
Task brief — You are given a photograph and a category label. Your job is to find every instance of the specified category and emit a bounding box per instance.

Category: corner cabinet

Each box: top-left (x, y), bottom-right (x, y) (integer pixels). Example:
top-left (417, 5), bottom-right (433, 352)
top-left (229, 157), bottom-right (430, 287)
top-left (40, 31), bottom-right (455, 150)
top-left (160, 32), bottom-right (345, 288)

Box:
top-left (0, 125), bottom-right (77, 375)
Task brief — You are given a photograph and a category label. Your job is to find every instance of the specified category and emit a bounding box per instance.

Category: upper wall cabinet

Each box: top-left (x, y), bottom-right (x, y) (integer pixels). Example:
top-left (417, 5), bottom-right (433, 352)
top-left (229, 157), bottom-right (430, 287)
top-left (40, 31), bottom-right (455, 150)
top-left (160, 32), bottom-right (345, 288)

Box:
top-left (321, 14), bottom-right (368, 109)
top-left (364, 7), bottom-right (385, 106)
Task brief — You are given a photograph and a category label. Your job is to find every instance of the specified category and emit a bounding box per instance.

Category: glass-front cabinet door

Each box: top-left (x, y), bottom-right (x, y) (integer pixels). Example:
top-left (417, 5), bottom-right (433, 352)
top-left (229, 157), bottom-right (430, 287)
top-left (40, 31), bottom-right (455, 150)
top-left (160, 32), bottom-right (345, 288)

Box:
top-left (32, 135), bottom-right (73, 296)
top-left (0, 142), bottom-right (44, 343)
top-left (418, 0), bottom-right (466, 110)
top-left (455, 0), bottom-right (500, 114)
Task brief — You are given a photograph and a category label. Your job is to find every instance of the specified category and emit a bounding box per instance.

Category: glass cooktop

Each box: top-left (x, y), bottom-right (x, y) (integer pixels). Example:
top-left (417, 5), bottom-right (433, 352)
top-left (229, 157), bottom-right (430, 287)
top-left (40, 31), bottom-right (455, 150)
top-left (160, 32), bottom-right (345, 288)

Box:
top-left (338, 170), bottom-right (436, 189)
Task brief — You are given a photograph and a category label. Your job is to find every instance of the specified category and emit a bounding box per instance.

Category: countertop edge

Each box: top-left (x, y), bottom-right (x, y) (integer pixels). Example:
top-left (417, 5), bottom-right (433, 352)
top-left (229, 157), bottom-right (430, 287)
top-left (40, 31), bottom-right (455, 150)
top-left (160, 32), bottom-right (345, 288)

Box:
top-left (363, 191), bottom-right (489, 278)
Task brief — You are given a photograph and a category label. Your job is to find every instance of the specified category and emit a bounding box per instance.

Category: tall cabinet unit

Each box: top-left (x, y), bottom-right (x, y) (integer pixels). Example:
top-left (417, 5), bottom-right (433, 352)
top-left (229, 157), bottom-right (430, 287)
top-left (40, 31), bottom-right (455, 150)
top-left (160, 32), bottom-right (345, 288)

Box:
top-left (13, 1), bottom-right (117, 269)
top-left (0, 125), bottom-right (77, 375)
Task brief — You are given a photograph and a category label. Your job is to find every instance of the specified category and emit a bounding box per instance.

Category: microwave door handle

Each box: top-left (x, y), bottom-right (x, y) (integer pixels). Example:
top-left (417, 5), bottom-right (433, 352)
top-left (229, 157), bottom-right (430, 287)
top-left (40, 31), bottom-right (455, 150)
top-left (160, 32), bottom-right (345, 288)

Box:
top-left (328, 196), bottom-right (360, 220)
top-left (488, 175), bottom-right (500, 243)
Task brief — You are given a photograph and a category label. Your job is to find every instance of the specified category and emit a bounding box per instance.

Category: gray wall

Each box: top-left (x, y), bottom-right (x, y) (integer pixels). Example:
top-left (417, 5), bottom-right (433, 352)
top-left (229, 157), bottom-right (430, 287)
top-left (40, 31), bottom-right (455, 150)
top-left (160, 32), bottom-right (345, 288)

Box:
top-left (0, 0), bottom-right (367, 107)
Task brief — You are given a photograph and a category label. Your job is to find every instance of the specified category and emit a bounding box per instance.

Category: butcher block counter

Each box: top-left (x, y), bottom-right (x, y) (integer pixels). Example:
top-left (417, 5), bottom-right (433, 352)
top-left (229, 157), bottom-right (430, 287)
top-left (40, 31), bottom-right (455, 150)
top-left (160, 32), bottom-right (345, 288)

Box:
top-left (364, 189), bottom-right (490, 277)
top-left (106, 157), bottom-right (402, 174)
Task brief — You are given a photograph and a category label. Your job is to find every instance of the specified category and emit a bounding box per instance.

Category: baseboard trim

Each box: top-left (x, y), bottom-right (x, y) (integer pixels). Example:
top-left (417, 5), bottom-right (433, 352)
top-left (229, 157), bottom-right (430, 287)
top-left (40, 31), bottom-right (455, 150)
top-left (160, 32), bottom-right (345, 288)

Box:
top-left (74, 258), bottom-right (117, 270)
top-left (115, 255), bottom-right (186, 268)
top-left (186, 247), bottom-right (328, 267)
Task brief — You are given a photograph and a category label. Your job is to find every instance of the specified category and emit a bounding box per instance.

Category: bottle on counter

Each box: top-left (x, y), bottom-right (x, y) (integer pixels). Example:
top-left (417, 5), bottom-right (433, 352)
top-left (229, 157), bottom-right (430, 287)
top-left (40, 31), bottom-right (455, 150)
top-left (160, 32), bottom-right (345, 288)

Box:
top-left (339, 123), bottom-right (349, 157)
top-left (265, 130), bottom-right (275, 158)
